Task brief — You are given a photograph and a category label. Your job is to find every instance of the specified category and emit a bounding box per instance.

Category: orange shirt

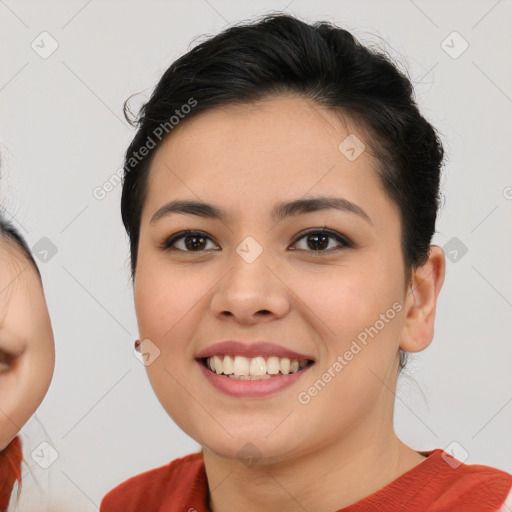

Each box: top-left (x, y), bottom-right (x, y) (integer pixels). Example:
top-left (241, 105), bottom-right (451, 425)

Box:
top-left (100, 449), bottom-right (512, 511)
top-left (0, 436), bottom-right (22, 512)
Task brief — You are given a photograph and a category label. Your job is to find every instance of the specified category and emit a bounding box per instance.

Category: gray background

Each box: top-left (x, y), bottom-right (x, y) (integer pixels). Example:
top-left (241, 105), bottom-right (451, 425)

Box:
top-left (1, 0), bottom-right (511, 510)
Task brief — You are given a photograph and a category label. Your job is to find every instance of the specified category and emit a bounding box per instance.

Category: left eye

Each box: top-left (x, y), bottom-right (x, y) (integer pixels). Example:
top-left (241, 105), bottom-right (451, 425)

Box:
top-left (291, 229), bottom-right (351, 252)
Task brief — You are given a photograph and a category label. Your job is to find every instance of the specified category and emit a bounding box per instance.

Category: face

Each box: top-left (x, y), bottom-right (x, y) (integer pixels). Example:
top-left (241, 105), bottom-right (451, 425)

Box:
top-left (134, 95), bottom-right (442, 463)
top-left (0, 241), bottom-right (55, 450)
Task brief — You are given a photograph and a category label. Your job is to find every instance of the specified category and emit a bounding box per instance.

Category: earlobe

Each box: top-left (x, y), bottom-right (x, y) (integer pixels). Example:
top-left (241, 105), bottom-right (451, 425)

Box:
top-left (399, 245), bottom-right (446, 353)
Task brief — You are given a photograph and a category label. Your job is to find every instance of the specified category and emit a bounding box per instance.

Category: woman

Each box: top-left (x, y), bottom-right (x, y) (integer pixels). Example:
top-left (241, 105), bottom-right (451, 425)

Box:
top-left (0, 212), bottom-right (55, 511)
top-left (101, 13), bottom-right (512, 511)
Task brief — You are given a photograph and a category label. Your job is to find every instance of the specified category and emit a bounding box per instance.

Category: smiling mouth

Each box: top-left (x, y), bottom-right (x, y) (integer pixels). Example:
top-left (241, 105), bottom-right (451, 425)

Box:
top-left (200, 355), bottom-right (314, 380)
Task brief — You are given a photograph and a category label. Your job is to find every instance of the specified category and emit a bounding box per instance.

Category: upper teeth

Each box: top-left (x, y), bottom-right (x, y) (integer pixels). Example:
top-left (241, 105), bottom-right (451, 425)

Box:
top-left (206, 355), bottom-right (308, 378)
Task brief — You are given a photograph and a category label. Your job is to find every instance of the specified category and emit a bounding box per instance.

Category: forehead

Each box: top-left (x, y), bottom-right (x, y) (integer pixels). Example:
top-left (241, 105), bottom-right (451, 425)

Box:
top-left (143, 95), bottom-right (394, 224)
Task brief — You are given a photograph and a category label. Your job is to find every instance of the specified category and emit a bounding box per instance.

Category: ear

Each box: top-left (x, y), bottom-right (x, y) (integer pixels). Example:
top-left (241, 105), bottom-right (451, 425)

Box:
top-left (399, 245), bottom-right (446, 353)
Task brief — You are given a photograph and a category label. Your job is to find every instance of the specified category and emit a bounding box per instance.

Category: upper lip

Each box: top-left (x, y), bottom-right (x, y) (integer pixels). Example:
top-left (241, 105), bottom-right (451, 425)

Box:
top-left (195, 341), bottom-right (314, 361)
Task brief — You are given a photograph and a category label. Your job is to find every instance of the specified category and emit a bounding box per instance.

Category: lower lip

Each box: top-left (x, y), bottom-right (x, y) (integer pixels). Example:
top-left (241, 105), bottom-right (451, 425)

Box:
top-left (197, 360), bottom-right (312, 398)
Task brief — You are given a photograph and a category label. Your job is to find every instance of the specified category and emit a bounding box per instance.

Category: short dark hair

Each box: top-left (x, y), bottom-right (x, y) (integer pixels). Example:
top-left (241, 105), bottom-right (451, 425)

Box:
top-left (121, 13), bottom-right (444, 287)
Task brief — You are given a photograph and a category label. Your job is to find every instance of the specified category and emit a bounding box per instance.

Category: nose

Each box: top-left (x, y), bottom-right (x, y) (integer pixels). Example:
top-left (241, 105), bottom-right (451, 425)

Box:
top-left (209, 248), bottom-right (291, 325)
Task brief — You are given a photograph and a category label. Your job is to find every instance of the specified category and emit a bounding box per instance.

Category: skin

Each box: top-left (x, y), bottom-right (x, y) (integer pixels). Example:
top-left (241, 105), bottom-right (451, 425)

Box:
top-left (133, 95), bottom-right (445, 512)
top-left (0, 239), bottom-right (55, 450)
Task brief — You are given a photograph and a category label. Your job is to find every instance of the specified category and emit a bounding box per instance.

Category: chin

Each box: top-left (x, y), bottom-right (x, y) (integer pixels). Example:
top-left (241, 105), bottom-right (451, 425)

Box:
top-left (198, 429), bottom-right (301, 466)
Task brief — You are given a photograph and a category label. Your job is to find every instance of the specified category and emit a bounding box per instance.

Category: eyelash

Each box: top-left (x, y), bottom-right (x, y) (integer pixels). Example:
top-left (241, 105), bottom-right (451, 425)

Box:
top-left (159, 228), bottom-right (353, 254)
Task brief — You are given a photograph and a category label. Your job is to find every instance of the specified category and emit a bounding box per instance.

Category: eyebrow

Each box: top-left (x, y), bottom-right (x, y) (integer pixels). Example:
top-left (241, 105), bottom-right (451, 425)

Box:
top-left (150, 196), bottom-right (373, 226)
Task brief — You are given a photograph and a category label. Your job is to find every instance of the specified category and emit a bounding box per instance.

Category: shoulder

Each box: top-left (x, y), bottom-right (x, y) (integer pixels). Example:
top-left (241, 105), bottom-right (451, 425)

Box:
top-left (99, 451), bottom-right (205, 512)
top-left (424, 449), bottom-right (512, 511)
top-left (499, 486), bottom-right (512, 511)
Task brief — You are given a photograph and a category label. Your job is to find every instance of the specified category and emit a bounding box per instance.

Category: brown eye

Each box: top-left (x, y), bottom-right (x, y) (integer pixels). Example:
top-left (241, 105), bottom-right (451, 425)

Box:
top-left (291, 228), bottom-right (352, 253)
top-left (160, 230), bottom-right (220, 252)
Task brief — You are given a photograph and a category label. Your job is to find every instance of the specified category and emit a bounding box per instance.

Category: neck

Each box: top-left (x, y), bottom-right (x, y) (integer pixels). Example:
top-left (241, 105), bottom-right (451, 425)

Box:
top-left (203, 425), bottom-right (426, 512)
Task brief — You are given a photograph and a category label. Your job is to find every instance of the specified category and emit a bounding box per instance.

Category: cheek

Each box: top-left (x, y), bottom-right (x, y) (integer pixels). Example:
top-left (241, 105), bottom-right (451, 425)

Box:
top-left (134, 265), bottom-right (210, 436)
top-left (290, 261), bottom-right (399, 344)
top-left (134, 263), bottom-right (206, 355)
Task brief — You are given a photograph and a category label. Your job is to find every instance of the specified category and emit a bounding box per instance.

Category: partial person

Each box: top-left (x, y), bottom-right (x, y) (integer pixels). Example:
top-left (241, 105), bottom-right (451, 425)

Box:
top-left (0, 213), bottom-right (55, 511)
